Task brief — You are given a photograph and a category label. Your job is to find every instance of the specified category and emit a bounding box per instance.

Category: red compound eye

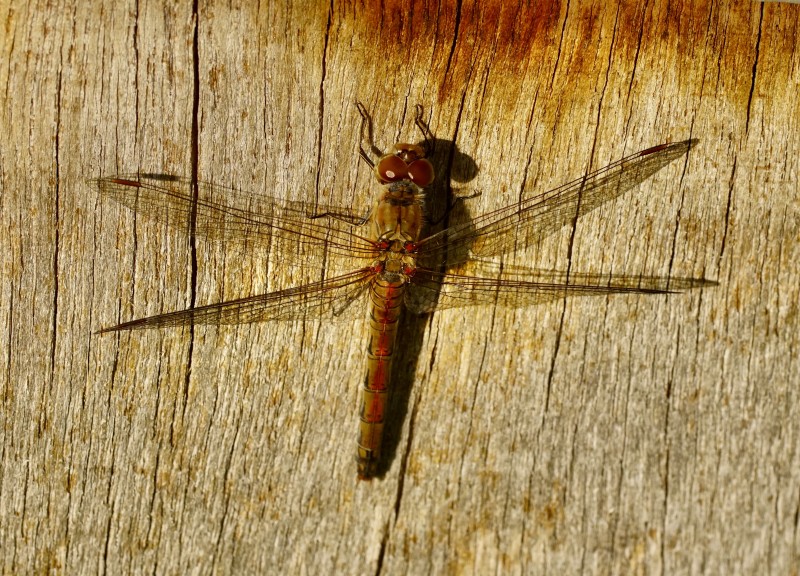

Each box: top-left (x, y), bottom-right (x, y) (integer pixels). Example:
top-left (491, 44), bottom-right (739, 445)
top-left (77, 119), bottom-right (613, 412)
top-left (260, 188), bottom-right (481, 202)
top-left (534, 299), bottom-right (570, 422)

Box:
top-left (376, 155), bottom-right (409, 182)
top-left (407, 159), bottom-right (434, 186)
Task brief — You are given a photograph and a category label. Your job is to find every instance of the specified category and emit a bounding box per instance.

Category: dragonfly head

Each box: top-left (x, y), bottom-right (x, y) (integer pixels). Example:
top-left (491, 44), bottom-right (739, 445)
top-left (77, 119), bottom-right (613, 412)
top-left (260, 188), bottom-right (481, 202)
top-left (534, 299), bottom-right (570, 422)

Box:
top-left (374, 143), bottom-right (435, 187)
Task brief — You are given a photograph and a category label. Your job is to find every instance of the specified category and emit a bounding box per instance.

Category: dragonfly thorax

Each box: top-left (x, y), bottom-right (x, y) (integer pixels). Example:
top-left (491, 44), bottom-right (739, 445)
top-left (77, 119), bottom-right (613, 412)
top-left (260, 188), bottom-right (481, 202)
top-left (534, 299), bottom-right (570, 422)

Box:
top-left (372, 238), bottom-right (417, 283)
top-left (372, 183), bottom-right (425, 251)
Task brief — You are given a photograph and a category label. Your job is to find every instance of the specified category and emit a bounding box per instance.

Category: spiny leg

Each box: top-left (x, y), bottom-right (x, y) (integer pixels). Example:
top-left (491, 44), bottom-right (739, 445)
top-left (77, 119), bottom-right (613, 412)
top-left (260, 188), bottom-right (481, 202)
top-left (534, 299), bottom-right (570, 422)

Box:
top-left (299, 102), bottom-right (379, 225)
top-left (413, 104), bottom-right (435, 158)
top-left (355, 101), bottom-right (382, 168)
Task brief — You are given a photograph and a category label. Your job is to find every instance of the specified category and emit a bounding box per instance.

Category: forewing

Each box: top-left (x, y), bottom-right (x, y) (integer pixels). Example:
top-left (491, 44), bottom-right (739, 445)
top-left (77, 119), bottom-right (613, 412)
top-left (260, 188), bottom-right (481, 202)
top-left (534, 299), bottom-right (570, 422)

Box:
top-left (416, 140), bottom-right (697, 267)
top-left (98, 268), bottom-right (375, 332)
top-left (93, 174), bottom-right (378, 263)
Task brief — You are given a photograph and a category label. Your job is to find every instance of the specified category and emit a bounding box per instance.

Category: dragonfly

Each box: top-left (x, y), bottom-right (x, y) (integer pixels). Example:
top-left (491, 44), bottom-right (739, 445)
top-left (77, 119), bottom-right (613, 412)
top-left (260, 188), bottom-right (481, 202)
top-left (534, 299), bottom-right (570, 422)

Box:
top-left (94, 103), bottom-right (707, 479)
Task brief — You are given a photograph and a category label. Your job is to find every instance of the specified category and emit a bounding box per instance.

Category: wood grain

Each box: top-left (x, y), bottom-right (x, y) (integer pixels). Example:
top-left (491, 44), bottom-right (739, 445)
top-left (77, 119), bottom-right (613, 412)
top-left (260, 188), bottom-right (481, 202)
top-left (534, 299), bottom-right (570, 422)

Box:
top-left (1, 0), bottom-right (798, 573)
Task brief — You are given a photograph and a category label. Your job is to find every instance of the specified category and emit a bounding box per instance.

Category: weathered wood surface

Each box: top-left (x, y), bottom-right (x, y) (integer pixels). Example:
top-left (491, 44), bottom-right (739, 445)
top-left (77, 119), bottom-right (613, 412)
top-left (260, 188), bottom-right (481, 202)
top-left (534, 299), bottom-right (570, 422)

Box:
top-left (1, 0), bottom-right (798, 573)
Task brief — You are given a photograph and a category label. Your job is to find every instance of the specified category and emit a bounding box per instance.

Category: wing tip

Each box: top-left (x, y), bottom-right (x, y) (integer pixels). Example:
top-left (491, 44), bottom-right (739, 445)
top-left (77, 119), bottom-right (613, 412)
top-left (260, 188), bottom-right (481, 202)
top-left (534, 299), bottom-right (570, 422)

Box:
top-left (639, 138), bottom-right (699, 157)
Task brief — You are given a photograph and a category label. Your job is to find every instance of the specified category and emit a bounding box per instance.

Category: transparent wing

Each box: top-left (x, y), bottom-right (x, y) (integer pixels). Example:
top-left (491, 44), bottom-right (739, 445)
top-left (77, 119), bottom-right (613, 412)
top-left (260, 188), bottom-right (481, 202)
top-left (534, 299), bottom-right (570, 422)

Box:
top-left (406, 261), bottom-right (716, 314)
top-left (98, 268), bottom-right (375, 332)
top-left (416, 140), bottom-right (697, 267)
top-left (92, 174), bottom-right (378, 264)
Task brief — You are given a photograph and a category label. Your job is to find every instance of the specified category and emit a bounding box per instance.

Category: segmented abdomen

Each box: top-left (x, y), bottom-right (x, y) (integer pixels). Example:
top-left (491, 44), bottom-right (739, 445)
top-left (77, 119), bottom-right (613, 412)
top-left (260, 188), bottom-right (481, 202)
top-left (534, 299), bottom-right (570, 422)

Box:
top-left (357, 276), bottom-right (406, 478)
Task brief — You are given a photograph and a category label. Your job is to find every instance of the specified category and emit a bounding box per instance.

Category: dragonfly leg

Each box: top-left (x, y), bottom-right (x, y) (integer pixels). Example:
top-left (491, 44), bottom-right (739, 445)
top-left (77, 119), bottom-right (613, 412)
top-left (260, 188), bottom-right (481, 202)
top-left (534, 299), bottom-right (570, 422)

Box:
top-left (413, 104), bottom-right (435, 158)
top-left (355, 101), bottom-right (382, 167)
top-left (427, 188), bottom-right (482, 226)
